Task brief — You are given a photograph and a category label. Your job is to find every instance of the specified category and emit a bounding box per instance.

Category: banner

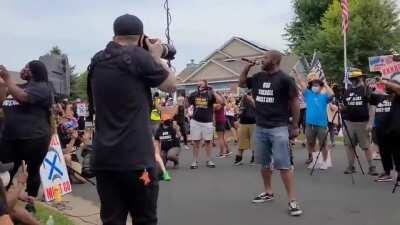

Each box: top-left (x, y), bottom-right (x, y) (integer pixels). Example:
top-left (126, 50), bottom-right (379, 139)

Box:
top-left (380, 62), bottom-right (400, 78)
top-left (76, 103), bottom-right (88, 117)
top-left (309, 52), bottom-right (326, 81)
top-left (369, 55), bottom-right (393, 72)
top-left (40, 135), bottom-right (72, 202)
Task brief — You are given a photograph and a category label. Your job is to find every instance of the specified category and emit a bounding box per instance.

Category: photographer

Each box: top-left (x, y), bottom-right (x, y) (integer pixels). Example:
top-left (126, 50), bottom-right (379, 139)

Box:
top-left (0, 61), bottom-right (53, 213)
top-left (341, 69), bottom-right (378, 175)
top-left (188, 80), bottom-right (224, 169)
top-left (88, 14), bottom-right (176, 225)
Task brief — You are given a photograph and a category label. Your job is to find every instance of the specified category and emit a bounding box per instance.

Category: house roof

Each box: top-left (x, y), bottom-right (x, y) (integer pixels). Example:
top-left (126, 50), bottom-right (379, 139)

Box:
top-left (176, 36), bottom-right (301, 86)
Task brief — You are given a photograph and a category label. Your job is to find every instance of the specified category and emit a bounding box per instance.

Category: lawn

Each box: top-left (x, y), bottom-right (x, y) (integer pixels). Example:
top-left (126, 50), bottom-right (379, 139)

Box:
top-left (36, 203), bottom-right (77, 225)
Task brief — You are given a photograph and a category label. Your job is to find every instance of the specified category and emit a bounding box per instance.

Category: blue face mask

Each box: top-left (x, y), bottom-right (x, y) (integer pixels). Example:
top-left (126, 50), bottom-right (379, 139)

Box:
top-left (311, 86), bottom-right (321, 93)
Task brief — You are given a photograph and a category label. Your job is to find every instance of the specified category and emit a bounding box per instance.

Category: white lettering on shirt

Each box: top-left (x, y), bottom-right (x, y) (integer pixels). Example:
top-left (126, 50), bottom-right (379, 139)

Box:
top-left (256, 82), bottom-right (275, 104)
top-left (2, 95), bottom-right (20, 107)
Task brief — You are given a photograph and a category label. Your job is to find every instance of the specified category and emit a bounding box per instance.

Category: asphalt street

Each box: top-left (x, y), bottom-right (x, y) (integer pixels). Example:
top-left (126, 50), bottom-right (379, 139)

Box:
top-left (67, 144), bottom-right (400, 225)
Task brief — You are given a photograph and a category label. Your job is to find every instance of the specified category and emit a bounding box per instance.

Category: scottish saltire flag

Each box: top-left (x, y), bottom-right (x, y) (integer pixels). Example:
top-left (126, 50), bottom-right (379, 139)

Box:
top-left (310, 52), bottom-right (326, 81)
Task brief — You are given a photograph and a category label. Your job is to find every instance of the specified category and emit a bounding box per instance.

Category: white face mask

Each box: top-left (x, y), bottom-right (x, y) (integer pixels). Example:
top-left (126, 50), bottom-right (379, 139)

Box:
top-left (311, 86), bottom-right (321, 93)
top-left (0, 172), bottom-right (10, 187)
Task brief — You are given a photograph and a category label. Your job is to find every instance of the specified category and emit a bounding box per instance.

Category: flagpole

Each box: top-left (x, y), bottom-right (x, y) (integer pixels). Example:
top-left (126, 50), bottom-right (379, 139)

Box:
top-left (344, 30), bottom-right (348, 90)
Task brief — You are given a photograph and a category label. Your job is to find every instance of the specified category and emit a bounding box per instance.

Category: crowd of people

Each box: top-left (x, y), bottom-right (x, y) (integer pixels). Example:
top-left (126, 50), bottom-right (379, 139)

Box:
top-left (0, 13), bottom-right (400, 225)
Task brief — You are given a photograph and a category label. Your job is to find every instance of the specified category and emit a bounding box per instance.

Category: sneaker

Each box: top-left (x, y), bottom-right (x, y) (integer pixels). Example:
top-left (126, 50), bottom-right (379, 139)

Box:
top-left (206, 160), bottom-right (216, 168)
top-left (368, 166), bottom-right (379, 176)
top-left (252, 192), bottom-right (274, 203)
top-left (234, 155), bottom-right (243, 166)
top-left (190, 161), bottom-right (198, 169)
top-left (319, 161), bottom-right (328, 170)
top-left (250, 155), bottom-right (255, 165)
top-left (344, 166), bottom-right (356, 174)
top-left (372, 153), bottom-right (381, 160)
top-left (288, 200), bottom-right (303, 216)
top-left (162, 171), bottom-right (172, 181)
top-left (184, 145), bottom-right (190, 151)
top-left (224, 151), bottom-right (233, 157)
top-left (216, 154), bottom-right (226, 159)
top-left (374, 173), bottom-right (392, 182)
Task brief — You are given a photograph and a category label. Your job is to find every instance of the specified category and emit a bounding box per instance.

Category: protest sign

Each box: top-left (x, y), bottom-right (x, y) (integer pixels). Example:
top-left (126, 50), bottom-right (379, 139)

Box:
top-left (76, 103), bottom-right (88, 117)
top-left (369, 55), bottom-right (393, 72)
top-left (380, 62), bottom-right (400, 78)
top-left (40, 135), bottom-right (72, 202)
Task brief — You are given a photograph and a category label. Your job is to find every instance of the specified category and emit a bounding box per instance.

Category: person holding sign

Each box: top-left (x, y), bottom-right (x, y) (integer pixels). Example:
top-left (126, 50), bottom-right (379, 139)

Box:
top-left (0, 62), bottom-right (53, 214)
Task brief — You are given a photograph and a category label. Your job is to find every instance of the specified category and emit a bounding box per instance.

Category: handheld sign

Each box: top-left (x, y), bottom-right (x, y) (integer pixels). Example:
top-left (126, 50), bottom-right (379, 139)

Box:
top-left (40, 135), bottom-right (72, 202)
top-left (76, 103), bottom-right (88, 117)
top-left (369, 55), bottom-right (394, 72)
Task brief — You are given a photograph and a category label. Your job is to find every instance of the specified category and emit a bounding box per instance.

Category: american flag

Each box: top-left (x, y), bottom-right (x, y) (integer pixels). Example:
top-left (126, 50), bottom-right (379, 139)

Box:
top-left (341, 0), bottom-right (349, 33)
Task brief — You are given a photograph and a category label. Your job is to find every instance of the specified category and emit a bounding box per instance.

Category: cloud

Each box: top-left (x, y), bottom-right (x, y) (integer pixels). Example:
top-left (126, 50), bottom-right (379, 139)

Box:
top-left (0, 0), bottom-right (293, 73)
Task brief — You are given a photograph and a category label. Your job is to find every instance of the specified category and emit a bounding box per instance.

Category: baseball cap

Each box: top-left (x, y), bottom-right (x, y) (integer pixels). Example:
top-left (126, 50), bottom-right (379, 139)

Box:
top-left (113, 14), bottom-right (143, 36)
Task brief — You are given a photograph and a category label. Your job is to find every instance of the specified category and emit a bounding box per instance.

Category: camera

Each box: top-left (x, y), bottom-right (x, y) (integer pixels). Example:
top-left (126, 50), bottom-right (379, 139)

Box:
top-left (140, 35), bottom-right (176, 60)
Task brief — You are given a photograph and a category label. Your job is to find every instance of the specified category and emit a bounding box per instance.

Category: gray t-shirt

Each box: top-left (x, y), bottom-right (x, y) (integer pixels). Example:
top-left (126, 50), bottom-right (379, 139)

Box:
top-left (2, 81), bottom-right (53, 140)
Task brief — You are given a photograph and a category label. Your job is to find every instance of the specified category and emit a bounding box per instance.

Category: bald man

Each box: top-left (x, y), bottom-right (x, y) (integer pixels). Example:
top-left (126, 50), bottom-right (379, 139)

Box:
top-left (239, 51), bottom-right (303, 216)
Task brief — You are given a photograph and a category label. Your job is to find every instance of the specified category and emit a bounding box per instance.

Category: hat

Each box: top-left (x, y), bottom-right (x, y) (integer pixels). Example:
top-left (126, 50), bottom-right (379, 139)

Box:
top-left (307, 72), bottom-right (319, 83)
top-left (349, 68), bottom-right (364, 79)
top-left (113, 14), bottom-right (143, 36)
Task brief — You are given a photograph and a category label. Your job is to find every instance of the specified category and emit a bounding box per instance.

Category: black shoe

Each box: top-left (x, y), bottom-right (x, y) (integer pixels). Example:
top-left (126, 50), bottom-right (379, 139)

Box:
top-left (250, 155), bottom-right (255, 165)
top-left (252, 192), bottom-right (274, 203)
top-left (234, 155), bottom-right (243, 166)
top-left (344, 166), bottom-right (356, 174)
top-left (288, 200), bottom-right (303, 216)
top-left (375, 173), bottom-right (392, 182)
top-left (368, 166), bottom-right (379, 176)
top-left (305, 157), bottom-right (313, 165)
top-left (25, 203), bottom-right (36, 214)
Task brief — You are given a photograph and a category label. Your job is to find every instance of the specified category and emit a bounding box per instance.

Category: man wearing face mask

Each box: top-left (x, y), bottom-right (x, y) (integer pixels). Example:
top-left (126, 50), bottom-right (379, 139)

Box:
top-left (293, 72), bottom-right (334, 169)
top-left (0, 61), bottom-right (53, 214)
top-left (239, 51), bottom-right (302, 216)
top-left (188, 80), bottom-right (224, 169)
top-left (341, 68), bottom-right (378, 175)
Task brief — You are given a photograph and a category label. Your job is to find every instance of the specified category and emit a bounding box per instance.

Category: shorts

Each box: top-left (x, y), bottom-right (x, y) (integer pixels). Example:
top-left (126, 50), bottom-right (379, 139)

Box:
top-left (343, 120), bottom-right (370, 150)
top-left (190, 119), bottom-right (214, 141)
top-left (254, 126), bottom-right (291, 170)
top-left (238, 123), bottom-right (255, 150)
top-left (162, 146), bottom-right (181, 156)
top-left (305, 125), bottom-right (328, 146)
top-left (215, 122), bottom-right (226, 132)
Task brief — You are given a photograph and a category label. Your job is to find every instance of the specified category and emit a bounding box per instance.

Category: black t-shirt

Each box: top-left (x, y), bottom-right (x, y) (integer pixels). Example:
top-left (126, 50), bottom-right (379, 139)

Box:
top-left (189, 90), bottom-right (216, 123)
top-left (239, 97), bottom-right (256, 124)
top-left (369, 93), bottom-right (393, 127)
top-left (342, 86), bottom-right (370, 122)
top-left (382, 95), bottom-right (400, 136)
top-left (246, 71), bottom-right (298, 128)
top-left (154, 125), bottom-right (179, 151)
top-left (2, 81), bottom-right (52, 140)
top-left (90, 41), bottom-right (168, 171)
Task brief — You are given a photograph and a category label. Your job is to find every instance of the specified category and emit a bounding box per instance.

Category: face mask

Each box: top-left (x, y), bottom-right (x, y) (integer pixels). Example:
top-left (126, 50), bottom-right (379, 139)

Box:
top-left (311, 86), bottom-right (320, 93)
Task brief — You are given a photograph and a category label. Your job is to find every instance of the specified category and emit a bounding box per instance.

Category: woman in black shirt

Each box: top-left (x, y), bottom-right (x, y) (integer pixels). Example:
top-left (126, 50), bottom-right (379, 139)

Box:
top-left (0, 61), bottom-right (53, 213)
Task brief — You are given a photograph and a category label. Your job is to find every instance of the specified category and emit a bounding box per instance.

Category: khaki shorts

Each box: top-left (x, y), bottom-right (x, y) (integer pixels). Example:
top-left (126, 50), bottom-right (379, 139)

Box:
top-left (238, 124), bottom-right (255, 150)
top-left (305, 125), bottom-right (327, 146)
top-left (343, 121), bottom-right (370, 150)
top-left (190, 119), bottom-right (214, 141)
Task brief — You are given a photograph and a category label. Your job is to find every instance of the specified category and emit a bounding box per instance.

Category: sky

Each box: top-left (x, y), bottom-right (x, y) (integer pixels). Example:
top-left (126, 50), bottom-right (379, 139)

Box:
top-left (0, 0), bottom-right (294, 74)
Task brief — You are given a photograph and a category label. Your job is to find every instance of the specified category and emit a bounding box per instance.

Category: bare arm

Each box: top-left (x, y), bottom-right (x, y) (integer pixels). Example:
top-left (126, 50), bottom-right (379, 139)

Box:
top-left (0, 78), bottom-right (7, 103)
top-left (239, 63), bottom-right (255, 88)
top-left (323, 80), bottom-right (334, 97)
top-left (0, 215), bottom-right (14, 225)
top-left (367, 105), bottom-right (376, 131)
top-left (213, 91), bottom-right (224, 104)
top-left (0, 66), bottom-right (28, 103)
top-left (382, 79), bottom-right (400, 96)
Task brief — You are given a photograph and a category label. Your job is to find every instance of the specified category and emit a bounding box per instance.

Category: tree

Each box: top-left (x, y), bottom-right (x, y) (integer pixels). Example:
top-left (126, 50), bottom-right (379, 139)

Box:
top-left (70, 71), bottom-right (88, 100)
top-left (287, 0), bottom-right (400, 82)
top-left (285, 0), bottom-right (333, 51)
top-left (50, 46), bottom-right (62, 55)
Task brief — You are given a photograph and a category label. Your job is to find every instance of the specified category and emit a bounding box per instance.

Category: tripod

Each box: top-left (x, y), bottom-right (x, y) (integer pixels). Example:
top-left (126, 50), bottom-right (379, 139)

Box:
top-left (310, 101), bottom-right (365, 183)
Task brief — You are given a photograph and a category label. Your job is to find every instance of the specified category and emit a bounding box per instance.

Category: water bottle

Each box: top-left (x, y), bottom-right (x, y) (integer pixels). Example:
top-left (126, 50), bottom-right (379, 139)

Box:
top-left (46, 215), bottom-right (54, 225)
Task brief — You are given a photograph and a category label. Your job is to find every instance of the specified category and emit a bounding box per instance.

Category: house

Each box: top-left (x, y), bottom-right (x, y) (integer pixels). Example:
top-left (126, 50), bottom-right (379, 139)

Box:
top-left (176, 36), bottom-right (301, 95)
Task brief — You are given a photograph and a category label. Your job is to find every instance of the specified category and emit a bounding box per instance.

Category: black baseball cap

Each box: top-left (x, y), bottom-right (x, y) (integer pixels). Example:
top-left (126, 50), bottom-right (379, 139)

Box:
top-left (113, 14), bottom-right (143, 36)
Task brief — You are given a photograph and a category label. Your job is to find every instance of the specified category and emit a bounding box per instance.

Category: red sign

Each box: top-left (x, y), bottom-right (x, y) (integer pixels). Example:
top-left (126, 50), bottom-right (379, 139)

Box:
top-left (381, 62), bottom-right (400, 77)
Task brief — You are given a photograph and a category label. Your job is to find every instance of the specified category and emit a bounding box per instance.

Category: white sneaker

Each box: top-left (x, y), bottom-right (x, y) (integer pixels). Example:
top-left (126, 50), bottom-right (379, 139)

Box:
top-left (184, 145), bottom-right (190, 150)
top-left (288, 201), bottom-right (303, 216)
top-left (190, 161), bottom-right (198, 169)
top-left (206, 160), bottom-right (216, 168)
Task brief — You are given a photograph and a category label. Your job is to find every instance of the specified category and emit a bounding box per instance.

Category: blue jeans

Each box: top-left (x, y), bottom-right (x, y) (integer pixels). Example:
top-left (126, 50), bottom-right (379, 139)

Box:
top-left (254, 126), bottom-right (291, 170)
